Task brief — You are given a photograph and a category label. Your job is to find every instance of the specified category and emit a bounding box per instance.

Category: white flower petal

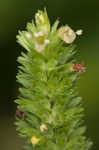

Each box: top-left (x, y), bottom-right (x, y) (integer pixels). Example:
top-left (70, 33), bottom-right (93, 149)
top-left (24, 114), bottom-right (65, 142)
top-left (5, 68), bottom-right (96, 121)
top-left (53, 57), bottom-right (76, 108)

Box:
top-left (76, 29), bottom-right (83, 35)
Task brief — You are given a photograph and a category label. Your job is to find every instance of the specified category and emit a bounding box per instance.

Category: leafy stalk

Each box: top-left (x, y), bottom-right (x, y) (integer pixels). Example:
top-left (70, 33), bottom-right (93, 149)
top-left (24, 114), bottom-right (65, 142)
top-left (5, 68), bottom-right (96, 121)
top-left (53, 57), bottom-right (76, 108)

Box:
top-left (15, 9), bottom-right (92, 150)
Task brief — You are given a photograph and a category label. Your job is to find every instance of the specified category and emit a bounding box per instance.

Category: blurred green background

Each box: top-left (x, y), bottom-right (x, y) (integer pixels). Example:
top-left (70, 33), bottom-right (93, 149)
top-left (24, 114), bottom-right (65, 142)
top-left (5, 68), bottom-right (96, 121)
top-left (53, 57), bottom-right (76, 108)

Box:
top-left (0, 0), bottom-right (99, 150)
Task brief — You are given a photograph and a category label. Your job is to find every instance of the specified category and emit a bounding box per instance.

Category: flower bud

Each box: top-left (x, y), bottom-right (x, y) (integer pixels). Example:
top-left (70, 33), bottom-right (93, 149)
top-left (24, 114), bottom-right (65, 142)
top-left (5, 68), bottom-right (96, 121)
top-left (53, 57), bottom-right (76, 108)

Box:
top-left (35, 9), bottom-right (50, 34)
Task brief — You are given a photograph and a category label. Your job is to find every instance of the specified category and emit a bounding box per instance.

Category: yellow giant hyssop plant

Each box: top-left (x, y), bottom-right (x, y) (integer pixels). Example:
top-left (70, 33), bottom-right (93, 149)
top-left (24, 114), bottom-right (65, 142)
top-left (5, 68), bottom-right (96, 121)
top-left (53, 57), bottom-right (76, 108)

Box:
top-left (15, 9), bottom-right (93, 150)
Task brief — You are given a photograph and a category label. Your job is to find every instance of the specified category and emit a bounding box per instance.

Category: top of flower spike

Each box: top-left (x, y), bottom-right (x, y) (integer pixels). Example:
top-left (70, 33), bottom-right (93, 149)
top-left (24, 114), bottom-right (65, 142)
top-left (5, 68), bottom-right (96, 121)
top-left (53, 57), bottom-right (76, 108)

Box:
top-left (35, 8), bottom-right (50, 34)
top-left (17, 9), bottom-right (83, 53)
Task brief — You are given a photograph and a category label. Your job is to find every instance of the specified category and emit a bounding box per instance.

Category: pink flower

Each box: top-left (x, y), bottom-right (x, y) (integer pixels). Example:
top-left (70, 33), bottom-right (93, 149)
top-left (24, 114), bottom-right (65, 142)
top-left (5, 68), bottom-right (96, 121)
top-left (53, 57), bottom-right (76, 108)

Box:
top-left (72, 63), bottom-right (85, 73)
